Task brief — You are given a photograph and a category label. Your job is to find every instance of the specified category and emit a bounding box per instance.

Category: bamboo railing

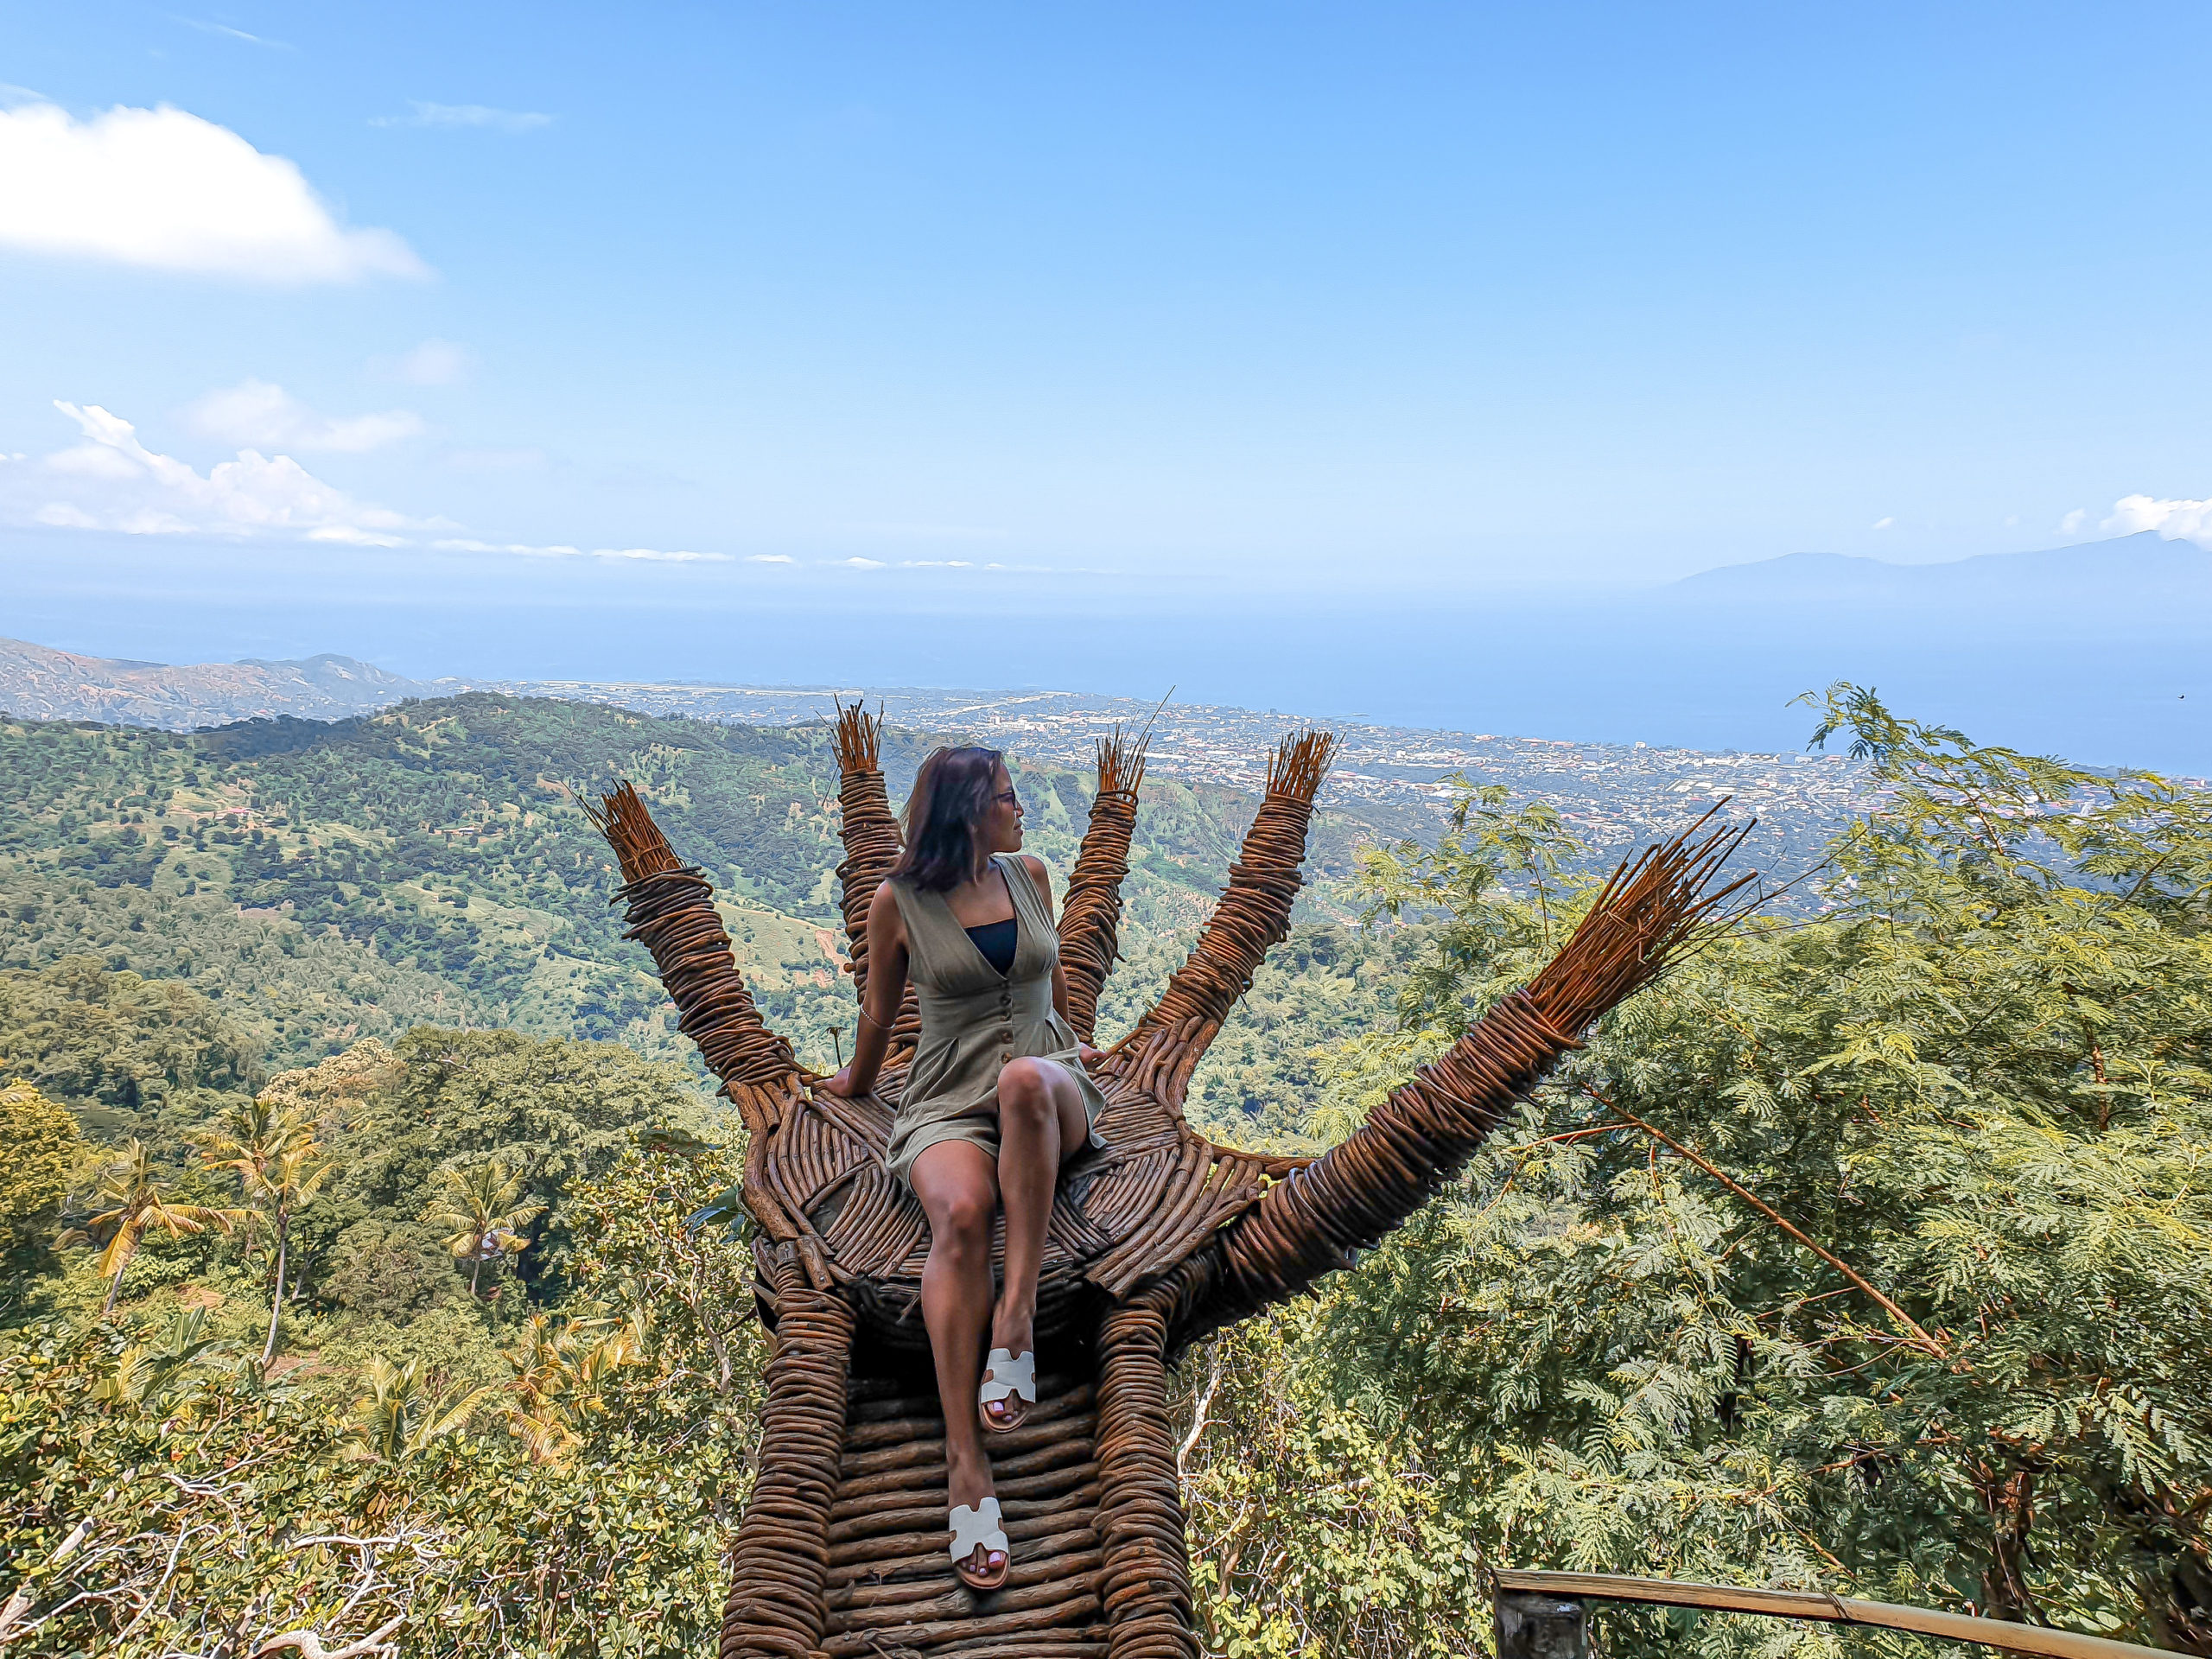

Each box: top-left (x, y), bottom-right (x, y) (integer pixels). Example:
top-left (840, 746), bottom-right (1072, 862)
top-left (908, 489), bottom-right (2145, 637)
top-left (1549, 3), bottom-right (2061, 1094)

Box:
top-left (1492, 1570), bottom-right (2187, 1659)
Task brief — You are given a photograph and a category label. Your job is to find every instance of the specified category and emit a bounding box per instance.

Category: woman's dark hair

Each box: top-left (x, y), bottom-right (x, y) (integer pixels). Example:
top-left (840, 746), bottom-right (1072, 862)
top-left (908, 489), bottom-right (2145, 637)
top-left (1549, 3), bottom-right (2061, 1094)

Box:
top-left (891, 746), bottom-right (1005, 893)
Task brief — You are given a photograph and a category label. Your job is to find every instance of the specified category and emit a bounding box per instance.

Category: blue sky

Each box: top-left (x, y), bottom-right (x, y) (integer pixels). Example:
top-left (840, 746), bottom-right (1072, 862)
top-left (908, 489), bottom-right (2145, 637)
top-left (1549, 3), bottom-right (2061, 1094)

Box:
top-left (4, 3), bottom-right (2212, 707)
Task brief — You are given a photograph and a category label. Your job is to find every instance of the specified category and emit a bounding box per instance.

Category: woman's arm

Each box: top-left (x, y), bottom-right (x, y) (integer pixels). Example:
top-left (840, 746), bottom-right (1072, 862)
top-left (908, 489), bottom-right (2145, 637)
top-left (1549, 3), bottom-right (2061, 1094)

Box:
top-left (819, 882), bottom-right (908, 1097)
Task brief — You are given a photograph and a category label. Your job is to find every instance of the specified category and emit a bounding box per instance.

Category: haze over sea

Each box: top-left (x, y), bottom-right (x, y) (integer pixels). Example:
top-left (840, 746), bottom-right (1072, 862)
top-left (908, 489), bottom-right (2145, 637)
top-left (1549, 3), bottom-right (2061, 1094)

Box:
top-left (8, 5), bottom-right (2212, 768)
top-left (11, 525), bottom-right (2208, 773)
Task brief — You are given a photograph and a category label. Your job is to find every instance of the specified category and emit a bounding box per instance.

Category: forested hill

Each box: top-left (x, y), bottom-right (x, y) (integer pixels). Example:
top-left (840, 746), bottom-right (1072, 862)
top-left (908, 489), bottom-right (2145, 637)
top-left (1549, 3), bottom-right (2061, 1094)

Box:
top-left (0, 692), bottom-right (1432, 1140)
top-left (7, 688), bottom-right (2210, 1655)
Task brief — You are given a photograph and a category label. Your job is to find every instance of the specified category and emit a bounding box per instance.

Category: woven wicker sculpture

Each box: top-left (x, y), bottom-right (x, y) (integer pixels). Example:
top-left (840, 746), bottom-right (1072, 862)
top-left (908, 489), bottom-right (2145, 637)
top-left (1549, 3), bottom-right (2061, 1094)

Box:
top-left (589, 708), bottom-right (1751, 1659)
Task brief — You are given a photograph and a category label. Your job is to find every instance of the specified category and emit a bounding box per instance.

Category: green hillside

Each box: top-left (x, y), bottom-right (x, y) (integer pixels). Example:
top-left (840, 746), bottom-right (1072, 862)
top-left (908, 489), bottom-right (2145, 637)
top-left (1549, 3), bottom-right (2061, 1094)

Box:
top-left (6, 688), bottom-right (2211, 1656)
top-left (0, 693), bottom-right (1419, 1139)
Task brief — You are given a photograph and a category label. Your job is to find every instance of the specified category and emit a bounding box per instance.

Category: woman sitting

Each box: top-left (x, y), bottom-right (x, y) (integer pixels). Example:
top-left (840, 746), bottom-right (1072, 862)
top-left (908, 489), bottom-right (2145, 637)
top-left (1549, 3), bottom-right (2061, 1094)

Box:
top-left (821, 746), bottom-right (1109, 1592)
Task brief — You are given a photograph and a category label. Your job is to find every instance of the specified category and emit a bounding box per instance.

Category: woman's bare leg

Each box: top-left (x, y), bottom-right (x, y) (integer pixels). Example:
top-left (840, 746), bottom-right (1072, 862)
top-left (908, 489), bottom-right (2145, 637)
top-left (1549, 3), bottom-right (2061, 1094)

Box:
top-left (911, 1140), bottom-right (1005, 1582)
top-left (990, 1058), bottom-right (1089, 1371)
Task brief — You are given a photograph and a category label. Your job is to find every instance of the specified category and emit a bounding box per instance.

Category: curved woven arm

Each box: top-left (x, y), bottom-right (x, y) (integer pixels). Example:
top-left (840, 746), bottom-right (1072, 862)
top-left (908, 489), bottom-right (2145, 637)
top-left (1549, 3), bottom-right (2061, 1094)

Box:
top-left (1182, 817), bottom-right (1756, 1341)
top-left (1057, 725), bottom-right (1149, 1044)
top-left (831, 703), bottom-right (921, 1053)
top-left (720, 1244), bottom-right (854, 1659)
top-left (1107, 730), bottom-right (1336, 1107)
top-left (588, 782), bottom-right (802, 1105)
top-left (1095, 1262), bottom-right (1212, 1659)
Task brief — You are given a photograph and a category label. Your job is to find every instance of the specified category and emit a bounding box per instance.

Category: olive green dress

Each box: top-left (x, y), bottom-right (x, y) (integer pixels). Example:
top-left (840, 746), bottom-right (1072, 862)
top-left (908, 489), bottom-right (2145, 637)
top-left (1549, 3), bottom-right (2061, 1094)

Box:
top-left (884, 855), bottom-right (1109, 1190)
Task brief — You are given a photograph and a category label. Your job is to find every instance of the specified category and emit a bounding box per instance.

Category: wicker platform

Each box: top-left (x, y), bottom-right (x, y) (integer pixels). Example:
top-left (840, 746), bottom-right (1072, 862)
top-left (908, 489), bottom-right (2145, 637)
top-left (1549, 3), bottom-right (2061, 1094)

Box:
top-left (588, 709), bottom-right (1752, 1659)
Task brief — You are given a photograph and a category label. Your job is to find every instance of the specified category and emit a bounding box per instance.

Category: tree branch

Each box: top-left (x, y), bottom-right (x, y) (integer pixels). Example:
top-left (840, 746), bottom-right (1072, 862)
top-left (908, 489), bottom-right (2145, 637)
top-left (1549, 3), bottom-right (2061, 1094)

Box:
top-left (254, 1612), bottom-right (406, 1658)
top-left (1584, 1087), bottom-right (1952, 1362)
top-left (1177, 1345), bottom-right (1226, 1484)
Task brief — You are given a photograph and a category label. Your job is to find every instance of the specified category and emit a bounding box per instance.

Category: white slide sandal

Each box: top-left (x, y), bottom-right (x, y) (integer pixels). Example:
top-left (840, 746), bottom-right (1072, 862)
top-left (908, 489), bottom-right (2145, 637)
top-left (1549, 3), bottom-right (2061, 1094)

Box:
top-left (978, 1347), bottom-right (1037, 1432)
top-left (949, 1496), bottom-right (1009, 1590)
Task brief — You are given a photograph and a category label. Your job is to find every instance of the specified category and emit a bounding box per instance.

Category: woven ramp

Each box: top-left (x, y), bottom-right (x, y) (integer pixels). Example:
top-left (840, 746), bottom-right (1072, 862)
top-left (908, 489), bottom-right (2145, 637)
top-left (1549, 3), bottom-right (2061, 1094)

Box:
top-left (823, 1370), bottom-right (1105, 1657)
top-left (590, 712), bottom-right (1754, 1659)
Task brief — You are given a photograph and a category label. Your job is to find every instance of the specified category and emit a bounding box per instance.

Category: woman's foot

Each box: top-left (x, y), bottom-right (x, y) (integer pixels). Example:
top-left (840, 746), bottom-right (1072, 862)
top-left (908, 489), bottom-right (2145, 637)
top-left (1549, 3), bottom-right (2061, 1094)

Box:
top-left (979, 1347), bottom-right (1036, 1433)
top-left (948, 1451), bottom-right (1007, 1590)
top-left (981, 1308), bottom-right (1038, 1432)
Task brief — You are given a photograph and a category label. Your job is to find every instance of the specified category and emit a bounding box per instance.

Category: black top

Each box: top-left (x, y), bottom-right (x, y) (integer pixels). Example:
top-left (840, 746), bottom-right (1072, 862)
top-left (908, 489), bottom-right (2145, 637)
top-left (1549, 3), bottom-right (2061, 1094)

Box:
top-left (964, 916), bottom-right (1019, 976)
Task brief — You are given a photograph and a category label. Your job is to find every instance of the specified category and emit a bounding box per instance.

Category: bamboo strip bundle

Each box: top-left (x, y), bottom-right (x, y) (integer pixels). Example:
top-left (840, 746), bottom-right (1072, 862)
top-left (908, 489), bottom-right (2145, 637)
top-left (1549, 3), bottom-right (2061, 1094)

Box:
top-left (1057, 724), bottom-right (1149, 1044)
top-left (1191, 814), bottom-right (1757, 1343)
top-left (1093, 1277), bottom-right (1199, 1659)
top-left (1107, 731), bottom-right (1336, 1079)
top-left (588, 784), bottom-right (800, 1091)
top-left (833, 702), bottom-right (922, 1052)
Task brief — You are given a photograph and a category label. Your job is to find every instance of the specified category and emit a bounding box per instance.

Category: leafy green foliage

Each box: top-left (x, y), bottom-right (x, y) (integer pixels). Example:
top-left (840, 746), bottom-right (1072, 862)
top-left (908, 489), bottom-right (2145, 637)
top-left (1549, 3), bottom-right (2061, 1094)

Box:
top-left (194, 1096), bottom-right (333, 1363)
top-left (15, 682), bottom-right (2195, 1656)
top-left (0, 1081), bottom-right (81, 1273)
top-left (67, 1140), bottom-right (245, 1315)
top-left (0, 958), bottom-right (260, 1150)
top-left (1189, 686), bottom-right (2212, 1656)
top-left (1179, 1315), bottom-right (1490, 1657)
top-left (423, 1158), bottom-right (545, 1298)
top-left (0, 1142), bottom-right (760, 1656)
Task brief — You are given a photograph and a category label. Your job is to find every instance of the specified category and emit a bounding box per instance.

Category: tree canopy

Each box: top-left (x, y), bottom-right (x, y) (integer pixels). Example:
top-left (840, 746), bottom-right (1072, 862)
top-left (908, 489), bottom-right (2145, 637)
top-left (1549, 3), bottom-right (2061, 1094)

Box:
top-left (2, 687), bottom-right (2206, 1656)
top-left (1180, 686), bottom-right (2212, 1655)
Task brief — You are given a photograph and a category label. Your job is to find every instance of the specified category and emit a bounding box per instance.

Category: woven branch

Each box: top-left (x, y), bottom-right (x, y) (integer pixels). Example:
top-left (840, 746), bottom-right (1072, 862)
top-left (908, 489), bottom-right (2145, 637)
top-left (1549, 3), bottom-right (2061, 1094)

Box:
top-left (1095, 1268), bottom-right (1207, 1659)
top-left (721, 1247), bottom-right (854, 1659)
top-left (833, 702), bottom-right (921, 1052)
top-left (588, 783), bottom-right (800, 1093)
top-left (1058, 724), bottom-right (1150, 1045)
top-left (1109, 731), bottom-right (1336, 1078)
top-left (1186, 814), bottom-right (1757, 1339)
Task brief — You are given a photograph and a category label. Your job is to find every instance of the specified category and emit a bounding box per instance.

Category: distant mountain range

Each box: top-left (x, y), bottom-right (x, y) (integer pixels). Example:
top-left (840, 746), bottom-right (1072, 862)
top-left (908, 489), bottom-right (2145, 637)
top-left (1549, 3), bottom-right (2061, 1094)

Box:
top-left (0, 636), bottom-right (434, 728)
top-left (1665, 530), bottom-right (2212, 632)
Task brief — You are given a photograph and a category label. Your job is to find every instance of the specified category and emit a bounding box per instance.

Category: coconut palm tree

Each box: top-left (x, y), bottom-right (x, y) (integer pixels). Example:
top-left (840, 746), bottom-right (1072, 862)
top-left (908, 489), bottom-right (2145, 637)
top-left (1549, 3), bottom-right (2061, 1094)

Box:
top-left (194, 1099), bottom-right (331, 1366)
top-left (343, 1356), bottom-right (491, 1463)
top-left (423, 1160), bottom-right (545, 1297)
top-left (92, 1305), bottom-right (240, 1413)
top-left (72, 1140), bottom-right (242, 1315)
top-left (502, 1308), bottom-right (650, 1463)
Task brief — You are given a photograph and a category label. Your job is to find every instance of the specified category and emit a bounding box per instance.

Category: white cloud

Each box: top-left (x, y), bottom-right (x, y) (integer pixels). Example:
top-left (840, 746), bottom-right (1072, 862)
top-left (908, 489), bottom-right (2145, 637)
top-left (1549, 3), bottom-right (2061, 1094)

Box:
top-left (186, 378), bottom-right (423, 453)
top-left (435, 538), bottom-right (582, 557)
top-left (0, 102), bottom-right (425, 283)
top-left (746, 554), bottom-right (795, 563)
top-left (842, 556), bottom-right (887, 569)
top-left (432, 538), bottom-right (731, 563)
top-left (2059, 508), bottom-right (2088, 536)
top-left (174, 16), bottom-right (291, 48)
top-left (15, 401), bottom-right (422, 543)
top-left (901, 559), bottom-right (975, 568)
top-left (2101, 493), bottom-right (2212, 545)
top-left (386, 338), bottom-right (471, 385)
top-left (594, 546), bottom-right (730, 563)
top-left (372, 101), bottom-right (551, 134)
top-left (1871, 517), bottom-right (1894, 531)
